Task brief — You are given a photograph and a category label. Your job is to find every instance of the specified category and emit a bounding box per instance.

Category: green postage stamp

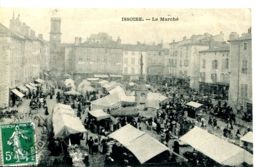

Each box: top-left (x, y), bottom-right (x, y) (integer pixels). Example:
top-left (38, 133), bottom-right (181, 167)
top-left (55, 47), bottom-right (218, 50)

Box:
top-left (0, 122), bottom-right (37, 166)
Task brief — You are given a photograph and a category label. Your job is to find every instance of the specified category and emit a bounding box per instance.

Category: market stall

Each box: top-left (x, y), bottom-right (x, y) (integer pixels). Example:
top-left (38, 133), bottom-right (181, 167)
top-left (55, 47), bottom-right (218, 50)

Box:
top-left (109, 124), bottom-right (169, 164)
top-left (91, 94), bottom-right (121, 110)
top-left (240, 131), bottom-right (253, 152)
top-left (146, 92), bottom-right (168, 109)
top-left (64, 79), bottom-right (76, 90)
top-left (52, 104), bottom-right (87, 138)
top-left (88, 109), bottom-right (111, 121)
top-left (180, 126), bottom-right (253, 166)
top-left (185, 101), bottom-right (203, 118)
top-left (64, 90), bottom-right (81, 96)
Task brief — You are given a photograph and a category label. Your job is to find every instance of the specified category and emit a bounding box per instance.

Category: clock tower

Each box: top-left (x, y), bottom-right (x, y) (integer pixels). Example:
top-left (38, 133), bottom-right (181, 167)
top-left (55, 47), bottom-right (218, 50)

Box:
top-left (49, 14), bottom-right (64, 74)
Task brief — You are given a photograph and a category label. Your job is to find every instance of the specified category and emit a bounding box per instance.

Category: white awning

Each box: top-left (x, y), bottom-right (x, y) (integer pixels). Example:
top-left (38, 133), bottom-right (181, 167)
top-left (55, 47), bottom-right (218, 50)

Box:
top-left (17, 85), bottom-right (29, 92)
top-left (88, 109), bottom-right (111, 121)
top-left (53, 103), bottom-right (87, 138)
top-left (180, 126), bottom-right (253, 166)
top-left (240, 132), bottom-right (253, 144)
top-left (109, 124), bottom-right (169, 164)
top-left (29, 82), bottom-right (38, 87)
top-left (11, 89), bottom-right (25, 98)
top-left (94, 74), bottom-right (109, 78)
top-left (35, 78), bottom-right (45, 84)
top-left (186, 101), bottom-right (203, 108)
top-left (110, 74), bottom-right (122, 78)
top-left (87, 78), bottom-right (99, 81)
top-left (25, 84), bottom-right (36, 90)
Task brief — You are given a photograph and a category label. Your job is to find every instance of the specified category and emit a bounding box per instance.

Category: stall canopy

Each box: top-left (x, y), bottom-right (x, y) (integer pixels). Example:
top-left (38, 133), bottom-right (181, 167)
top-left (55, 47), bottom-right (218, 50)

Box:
top-left (17, 85), bottom-right (29, 93)
top-left (52, 103), bottom-right (87, 138)
top-left (25, 84), bottom-right (36, 90)
top-left (87, 78), bottom-right (99, 81)
top-left (146, 92), bottom-right (168, 109)
top-left (186, 101), bottom-right (203, 108)
top-left (110, 74), bottom-right (122, 78)
top-left (11, 89), bottom-right (25, 98)
top-left (88, 109), bottom-right (111, 121)
top-left (180, 126), bottom-right (253, 166)
top-left (129, 82), bottom-right (135, 86)
top-left (64, 79), bottom-right (76, 89)
top-left (91, 94), bottom-right (121, 110)
top-left (103, 81), bottom-right (119, 91)
top-left (30, 82), bottom-right (39, 87)
top-left (240, 131), bottom-right (253, 144)
top-left (78, 80), bottom-right (95, 93)
top-left (64, 89), bottom-right (81, 96)
top-left (98, 80), bottom-right (109, 87)
top-left (94, 74), bottom-right (109, 78)
top-left (35, 78), bottom-right (45, 84)
top-left (109, 86), bottom-right (135, 103)
top-left (109, 124), bottom-right (169, 164)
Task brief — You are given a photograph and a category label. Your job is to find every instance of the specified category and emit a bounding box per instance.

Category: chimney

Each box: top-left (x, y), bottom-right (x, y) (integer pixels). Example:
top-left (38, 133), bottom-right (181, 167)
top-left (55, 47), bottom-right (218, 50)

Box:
top-left (183, 36), bottom-right (187, 40)
top-left (248, 27), bottom-right (251, 34)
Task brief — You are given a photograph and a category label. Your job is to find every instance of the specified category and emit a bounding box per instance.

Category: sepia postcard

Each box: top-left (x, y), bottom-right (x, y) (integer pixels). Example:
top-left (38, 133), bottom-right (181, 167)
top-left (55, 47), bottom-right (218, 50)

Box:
top-left (0, 8), bottom-right (253, 167)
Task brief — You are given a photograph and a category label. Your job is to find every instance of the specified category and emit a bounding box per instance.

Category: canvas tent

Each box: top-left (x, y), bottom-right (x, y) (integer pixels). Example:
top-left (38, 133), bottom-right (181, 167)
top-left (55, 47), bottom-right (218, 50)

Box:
top-left (146, 92), bottom-right (168, 109)
top-left (180, 126), bottom-right (253, 166)
top-left (64, 79), bottom-right (76, 89)
top-left (35, 78), bottom-right (45, 84)
top-left (98, 80), bottom-right (109, 87)
top-left (240, 132), bottom-right (253, 144)
top-left (88, 109), bottom-right (111, 121)
top-left (109, 124), bottom-right (169, 164)
top-left (11, 89), bottom-right (25, 98)
top-left (109, 86), bottom-right (136, 103)
top-left (52, 104), bottom-right (87, 138)
top-left (103, 81), bottom-right (119, 91)
top-left (91, 94), bottom-right (121, 110)
top-left (186, 101), bottom-right (203, 108)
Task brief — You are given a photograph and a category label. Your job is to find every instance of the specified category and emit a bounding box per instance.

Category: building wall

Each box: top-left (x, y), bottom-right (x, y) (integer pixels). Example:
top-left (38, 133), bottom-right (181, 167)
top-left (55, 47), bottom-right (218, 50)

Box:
top-left (74, 46), bottom-right (123, 75)
top-left (199, 50), bottom-right (230, 84)
top-left (0, 36), bottom-right (11, 108)
top-left (229, 34), bottom-right (252, 108)
top-left (123, 50), bottom-right (149, 77)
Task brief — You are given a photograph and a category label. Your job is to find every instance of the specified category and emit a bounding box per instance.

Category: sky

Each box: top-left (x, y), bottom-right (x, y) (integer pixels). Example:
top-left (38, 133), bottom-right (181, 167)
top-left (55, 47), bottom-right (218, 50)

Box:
top-left (0, 8), bottom-right (251, 45)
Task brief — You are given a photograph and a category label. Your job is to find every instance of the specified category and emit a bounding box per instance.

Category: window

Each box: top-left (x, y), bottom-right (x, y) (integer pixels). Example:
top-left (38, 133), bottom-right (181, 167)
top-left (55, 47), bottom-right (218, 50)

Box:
top-left (124, 67), bottom-right (128, 74)
top-left (132, 51), bottom-right (135, 55)
top-left (243, 42), bottom-right (248, 50)
top-left (131, 58), bottom-right (135, 65)
top-left (242, 60), bottom-right (248, 74)
top-left (200, 72), bottom-right (206, 82)
top-left (125, 51), bottom-right (128, 55)
top-left (180, 60), bottom-right (182, 67)
top-left (124, 58), bottom-right (128, 64)
top-left (225, 58), bottom-right (229, 69)
top-left (212, 60), bottom-right (218, 69)
top-left (202, 59), bottom-right (206, 68)
top-left (184, 60), bottom-right (189, 67)
top-left (131, 67), bottom-right (135, 74)
top-left (211, 73), bottom-right (217, 82)
top-left (241, 84), bottom-right (248, 97)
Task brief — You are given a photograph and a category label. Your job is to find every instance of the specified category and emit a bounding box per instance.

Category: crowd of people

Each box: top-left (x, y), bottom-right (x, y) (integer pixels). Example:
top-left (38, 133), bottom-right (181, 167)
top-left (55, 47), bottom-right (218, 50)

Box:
top-left (1, 76), bottom-right (253, 167)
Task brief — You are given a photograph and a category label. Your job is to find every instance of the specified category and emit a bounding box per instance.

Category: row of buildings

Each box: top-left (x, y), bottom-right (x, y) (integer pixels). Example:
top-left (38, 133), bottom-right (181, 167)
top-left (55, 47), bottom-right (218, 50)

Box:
top-left (0, 15), bottom-right (252, 114)
top-left (0, 14), bottom-right (49, 108)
